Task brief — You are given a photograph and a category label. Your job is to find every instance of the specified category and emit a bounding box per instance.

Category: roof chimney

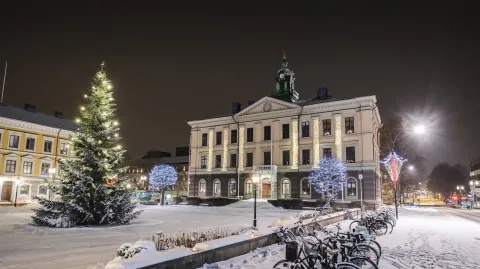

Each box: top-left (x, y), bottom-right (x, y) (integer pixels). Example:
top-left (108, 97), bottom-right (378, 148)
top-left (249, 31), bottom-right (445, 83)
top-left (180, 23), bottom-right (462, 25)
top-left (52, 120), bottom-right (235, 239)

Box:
top-left (316, 87), bottom-right (330, 100)
top-left (24, 103), bottom-right (36, 113)
top-left (247, 100), bottom-right (255, 106)
top-left (54, 111), bottom-right (63, 118)
top-left (232, 102), bottom-right (242, 114)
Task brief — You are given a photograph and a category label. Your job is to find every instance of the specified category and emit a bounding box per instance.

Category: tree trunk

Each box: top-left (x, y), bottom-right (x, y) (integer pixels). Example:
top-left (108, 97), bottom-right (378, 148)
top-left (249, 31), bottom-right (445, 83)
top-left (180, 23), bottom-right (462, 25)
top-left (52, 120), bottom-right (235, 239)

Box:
top-left (161, 189), bottom-right (165, 206)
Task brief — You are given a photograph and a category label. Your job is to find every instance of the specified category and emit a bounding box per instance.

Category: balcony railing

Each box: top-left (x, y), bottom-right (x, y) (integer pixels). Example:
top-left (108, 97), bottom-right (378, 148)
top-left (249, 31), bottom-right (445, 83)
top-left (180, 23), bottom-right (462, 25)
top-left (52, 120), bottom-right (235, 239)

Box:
top-left (253, 165), bottom-right (277, 174)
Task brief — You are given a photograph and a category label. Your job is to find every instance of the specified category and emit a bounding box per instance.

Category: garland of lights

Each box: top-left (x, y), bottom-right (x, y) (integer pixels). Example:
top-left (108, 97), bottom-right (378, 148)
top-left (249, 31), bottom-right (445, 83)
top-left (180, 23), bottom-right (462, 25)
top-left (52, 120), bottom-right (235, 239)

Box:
top-left (380, 152), bottom-right (407, 187)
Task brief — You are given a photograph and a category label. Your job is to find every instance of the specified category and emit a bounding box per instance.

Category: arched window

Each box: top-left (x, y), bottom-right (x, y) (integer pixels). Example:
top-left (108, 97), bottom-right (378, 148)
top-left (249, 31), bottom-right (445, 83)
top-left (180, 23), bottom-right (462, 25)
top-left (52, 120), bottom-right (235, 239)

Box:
top-left (214, 179), bottom-right (221, 197)
top-left (245, 179), bottom-right (253, 195)
top-left (347, 178), bottom-right (357, 196)
top-left (301, 178), bottom-right (310, 197)
top-left (282, 178), bottom-right (291, 198)
top-left (199, 179), bottom-right (206, 196)
top-left (229, 179), bottom-right (236, 196)
top-left (38, 184), bottom-right (48, 197)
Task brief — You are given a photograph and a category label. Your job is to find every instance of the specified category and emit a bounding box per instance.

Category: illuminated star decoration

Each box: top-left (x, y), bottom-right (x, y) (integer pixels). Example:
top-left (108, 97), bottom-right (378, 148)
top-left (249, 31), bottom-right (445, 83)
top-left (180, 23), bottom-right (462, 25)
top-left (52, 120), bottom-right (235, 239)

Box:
top-left (380, 152), bottom-right (407, 187)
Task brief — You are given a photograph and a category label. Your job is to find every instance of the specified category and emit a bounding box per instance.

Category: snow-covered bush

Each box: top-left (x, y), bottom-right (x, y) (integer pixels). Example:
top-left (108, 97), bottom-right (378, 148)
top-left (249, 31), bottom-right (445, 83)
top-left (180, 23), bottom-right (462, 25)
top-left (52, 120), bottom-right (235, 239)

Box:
top-left (116, 240), bottom-right (156, 259)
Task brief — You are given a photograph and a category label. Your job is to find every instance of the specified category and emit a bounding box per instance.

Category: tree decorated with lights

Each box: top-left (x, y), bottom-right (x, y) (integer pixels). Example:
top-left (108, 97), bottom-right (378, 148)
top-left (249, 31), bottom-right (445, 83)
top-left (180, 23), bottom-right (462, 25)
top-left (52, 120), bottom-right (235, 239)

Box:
top-left (149, 165), bottom-right (178, 205)
top-left (308, 157), bottom-right (348, 201)
top-left (32, 63), bottom-right (142, 227)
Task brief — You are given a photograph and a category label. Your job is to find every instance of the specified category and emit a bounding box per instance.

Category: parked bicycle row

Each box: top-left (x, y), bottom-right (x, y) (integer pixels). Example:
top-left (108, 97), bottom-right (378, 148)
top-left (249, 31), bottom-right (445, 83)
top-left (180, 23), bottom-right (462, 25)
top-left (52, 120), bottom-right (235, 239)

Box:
top-left (273, 207), bottom-right (396, 269)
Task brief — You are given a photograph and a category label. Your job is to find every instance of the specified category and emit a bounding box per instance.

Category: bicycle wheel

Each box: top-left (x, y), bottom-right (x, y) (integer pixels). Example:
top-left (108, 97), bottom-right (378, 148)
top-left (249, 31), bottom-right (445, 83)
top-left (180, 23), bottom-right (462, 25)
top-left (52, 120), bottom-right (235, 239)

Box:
top-left (350, 244), bottom-right (379, 265)
top-left (373, 222), bottom-right (388, 235)
top-left (364, 240), bottom-right (381, 257)
top-left (385, 220), bottom-right (394, 233)
top-left (273, 260), bottom-right (302, 269)
top-left (336, 262), bottom-right (361, 269)
top-left (349, 220), bottom-right (361, 231)
top-left (349, 257), bottom-right (378, 269)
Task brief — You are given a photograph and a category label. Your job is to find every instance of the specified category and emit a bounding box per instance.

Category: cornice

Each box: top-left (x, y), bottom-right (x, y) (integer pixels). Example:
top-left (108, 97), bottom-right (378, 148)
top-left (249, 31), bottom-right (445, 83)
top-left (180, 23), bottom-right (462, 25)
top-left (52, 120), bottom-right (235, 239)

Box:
top-left (0, 117), bottom-right (74, 136)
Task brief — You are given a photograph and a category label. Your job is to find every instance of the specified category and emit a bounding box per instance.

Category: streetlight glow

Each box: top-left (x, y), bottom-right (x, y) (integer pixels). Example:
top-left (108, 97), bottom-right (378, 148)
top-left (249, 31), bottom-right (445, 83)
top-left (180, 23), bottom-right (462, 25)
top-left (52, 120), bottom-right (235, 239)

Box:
top-left (414, 125), bottom-right (426, 134)
top-left (408, 165), bottom-right (415, 171)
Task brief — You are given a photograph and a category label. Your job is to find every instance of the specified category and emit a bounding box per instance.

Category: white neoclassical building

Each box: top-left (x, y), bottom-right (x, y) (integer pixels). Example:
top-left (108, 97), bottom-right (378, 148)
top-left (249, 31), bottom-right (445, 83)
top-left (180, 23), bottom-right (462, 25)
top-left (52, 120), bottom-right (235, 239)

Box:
top-left (187, 56), bottom-right (382, 207)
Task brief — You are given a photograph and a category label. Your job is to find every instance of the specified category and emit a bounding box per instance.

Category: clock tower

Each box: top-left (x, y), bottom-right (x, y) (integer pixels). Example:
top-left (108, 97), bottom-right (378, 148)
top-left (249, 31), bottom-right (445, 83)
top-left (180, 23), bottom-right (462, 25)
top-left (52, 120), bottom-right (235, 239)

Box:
top-left (272, 53), bottom-right (299, 103)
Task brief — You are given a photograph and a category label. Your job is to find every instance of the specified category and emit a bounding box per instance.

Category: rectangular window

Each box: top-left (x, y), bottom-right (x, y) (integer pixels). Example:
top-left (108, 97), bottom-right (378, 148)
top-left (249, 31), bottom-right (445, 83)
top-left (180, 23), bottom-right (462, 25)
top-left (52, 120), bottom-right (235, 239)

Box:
top-left (200, 156), bottom-right (207, 169)
top-left (345, 116), bottom-right (355, 134)
top-left (282, 150), bottom-right (290, 166)
top-left (231, 130), bottom-right (238, 144)
top-left (60, 142), bottom-right (68, 155)
top-left (9, 134), bottom-right (20, 148)
top-left (201, 133), bottom-right (208, 146)
top-left (23, 161), bottom-right (33, 174)
top-left (302, 149), bottom-right (310, 165)
top-left (20, 185), bottom-right (30, 196)
top-left (6, 160), bottom-right (16, 173)
top-left (346, 146), bottom-right (356, 163)
top-left (246, 152), bottom-right (253, 167)
top-left (323, 148), bottom-right (332, 158)
top-left (216, 132), bottom-right (222, 145)
top-left (323, 119), bottom-right (332, 136)
top-left (264, 151), bottom-right (271, 165)
top-left (41, 163), bottom-right (50, 175)
top-left (264, 126), bottom-right (271, 141)
top-left (44, 140), bottom-right (52, 153)
top-left (230, 153), bottom-right (237, 168)
top-left (246, 128), bottom-right (254, 142)
top-left (38, 185), bottom-right (48, 196)
top-left (301, 121), bottom-right (310, 137)
top-left (347, 181), bottom-right (357, 196)
top-left (25, 137), bottom-right (35, 151)
top-left (215, 154), bottom-right (222, 168)
top-left (282, 123), bottom-right (290, 139)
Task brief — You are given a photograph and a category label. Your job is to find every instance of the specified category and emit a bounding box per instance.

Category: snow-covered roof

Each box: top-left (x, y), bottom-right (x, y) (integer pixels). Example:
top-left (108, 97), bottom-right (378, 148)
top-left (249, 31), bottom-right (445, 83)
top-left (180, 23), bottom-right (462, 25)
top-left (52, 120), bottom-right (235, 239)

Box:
top-left (0, 104), bottom-right (76, 131)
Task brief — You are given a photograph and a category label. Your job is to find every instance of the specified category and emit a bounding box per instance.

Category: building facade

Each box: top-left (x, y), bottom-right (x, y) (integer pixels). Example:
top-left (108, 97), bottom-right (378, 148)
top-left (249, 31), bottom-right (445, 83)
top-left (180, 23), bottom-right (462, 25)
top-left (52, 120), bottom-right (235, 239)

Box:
top-left (469, 157), bottom-right (480, 199)
top-left (187, 57), bottom-right (382, 206)
top-left (0, 104), bottom-right (75, 205)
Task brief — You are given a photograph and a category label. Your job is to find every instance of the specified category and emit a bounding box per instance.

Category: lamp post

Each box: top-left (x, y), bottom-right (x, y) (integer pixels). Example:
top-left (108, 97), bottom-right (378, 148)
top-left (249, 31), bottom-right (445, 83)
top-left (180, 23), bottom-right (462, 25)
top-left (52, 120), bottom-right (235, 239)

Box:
top-left (456, 185), bottom-right (465, 206)
top-left (252, 176), bottom-right (259, 229)
top-left (358, 173), bottom-right (363, 212)
top-left (13, 179), bottom-right (20, 207)
top-left (48, 167), bottom-right (57, 200)
top-left (140, 175), bottom-right (147, 190)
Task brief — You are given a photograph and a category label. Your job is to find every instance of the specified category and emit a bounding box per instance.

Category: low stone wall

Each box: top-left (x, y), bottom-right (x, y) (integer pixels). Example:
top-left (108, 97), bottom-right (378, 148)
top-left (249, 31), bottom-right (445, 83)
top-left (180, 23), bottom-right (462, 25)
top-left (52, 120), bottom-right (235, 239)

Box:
top-left (141, 209), bottom-right (360, 269)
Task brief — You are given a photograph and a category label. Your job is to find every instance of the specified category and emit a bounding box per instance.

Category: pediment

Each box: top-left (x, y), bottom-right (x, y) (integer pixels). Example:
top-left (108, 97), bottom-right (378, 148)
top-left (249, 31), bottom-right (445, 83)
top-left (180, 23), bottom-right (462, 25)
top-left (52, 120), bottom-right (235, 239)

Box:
top-left (21, 155), bottom-right (36, 159)
top-left (235, 97), bottom-right (299, 117)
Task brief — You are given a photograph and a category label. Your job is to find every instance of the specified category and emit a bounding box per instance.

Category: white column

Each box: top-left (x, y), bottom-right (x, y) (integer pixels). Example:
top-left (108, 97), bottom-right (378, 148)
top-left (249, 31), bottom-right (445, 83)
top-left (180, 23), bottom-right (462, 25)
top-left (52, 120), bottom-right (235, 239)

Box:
top-left (334, 114), bottom-right (342, 161)
top-left (313, 116), bottom-right (320, 167)
top-left (238, 125), bottom-right (245, 171)
top-left (207, 129), bottom-right (214, 171)
top-left (291, 118), bottom-right (298, 169)
top-left (222, 127), bottom-right (228, 171)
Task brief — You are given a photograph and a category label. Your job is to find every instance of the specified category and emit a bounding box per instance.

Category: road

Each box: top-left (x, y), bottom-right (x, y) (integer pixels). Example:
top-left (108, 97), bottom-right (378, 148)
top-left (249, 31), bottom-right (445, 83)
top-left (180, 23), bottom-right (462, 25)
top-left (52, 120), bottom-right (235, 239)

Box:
top-left (436, 206), bottom-right (480, 223)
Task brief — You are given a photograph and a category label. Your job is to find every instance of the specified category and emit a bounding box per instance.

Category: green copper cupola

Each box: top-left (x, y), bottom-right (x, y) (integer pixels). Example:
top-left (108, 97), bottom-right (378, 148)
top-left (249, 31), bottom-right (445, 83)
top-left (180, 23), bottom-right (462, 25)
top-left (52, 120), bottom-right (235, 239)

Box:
top-left (272, 52), bottom-right (299, 103)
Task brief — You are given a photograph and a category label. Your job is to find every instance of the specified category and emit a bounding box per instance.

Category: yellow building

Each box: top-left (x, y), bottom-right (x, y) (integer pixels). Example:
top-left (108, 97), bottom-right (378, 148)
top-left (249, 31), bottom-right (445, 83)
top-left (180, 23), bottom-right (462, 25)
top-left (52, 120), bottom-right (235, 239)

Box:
top-left (0, 104), bottom-right (75, 205)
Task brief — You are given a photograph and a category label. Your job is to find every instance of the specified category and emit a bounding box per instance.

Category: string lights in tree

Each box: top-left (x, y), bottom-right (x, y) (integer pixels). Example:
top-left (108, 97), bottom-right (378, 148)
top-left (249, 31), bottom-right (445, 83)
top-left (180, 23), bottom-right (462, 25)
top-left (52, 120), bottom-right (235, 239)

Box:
top-left (308, 157), bottom-right (347, 200)
top-left (32, 62), bottom-right (141, 228)
top-left (149, 165), bottom-right (178, 205)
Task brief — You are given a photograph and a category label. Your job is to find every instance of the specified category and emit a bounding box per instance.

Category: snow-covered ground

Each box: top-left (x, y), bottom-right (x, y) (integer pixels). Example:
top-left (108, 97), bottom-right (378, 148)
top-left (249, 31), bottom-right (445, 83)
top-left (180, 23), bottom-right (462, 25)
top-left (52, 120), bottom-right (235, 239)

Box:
top-left (0, 201), bottom-right (299, 269)
top-left (196, 207), bottom-right (480, 269)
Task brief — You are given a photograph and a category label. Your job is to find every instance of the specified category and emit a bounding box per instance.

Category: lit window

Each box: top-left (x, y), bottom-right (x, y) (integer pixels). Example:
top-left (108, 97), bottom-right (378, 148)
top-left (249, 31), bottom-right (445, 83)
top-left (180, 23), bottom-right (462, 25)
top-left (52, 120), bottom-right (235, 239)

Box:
top-left (9, 135), bottom-right (20, 148)
top-left (44, 140), bottom-right (52, 153)
top-left (6, 160), bottom-right (16, 173)
top-left (23, 161), bottom-right (33, 174)
top-left (345, 117), bottom-right (354, 134)
top-left (41, 163), bottom-right (50, 175)
top-left (347, 179), bottom-right (357, 196)
top-left (20, 184), bottom-right (30, 196)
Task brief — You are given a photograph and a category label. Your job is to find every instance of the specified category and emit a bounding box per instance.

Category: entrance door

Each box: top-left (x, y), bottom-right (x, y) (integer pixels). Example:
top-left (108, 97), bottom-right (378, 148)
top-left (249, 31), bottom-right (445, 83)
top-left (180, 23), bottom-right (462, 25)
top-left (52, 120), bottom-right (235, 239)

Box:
top-left (262, 183), bottom-right (271, 198)
top-left (1, 181), bottom-right (13, 202)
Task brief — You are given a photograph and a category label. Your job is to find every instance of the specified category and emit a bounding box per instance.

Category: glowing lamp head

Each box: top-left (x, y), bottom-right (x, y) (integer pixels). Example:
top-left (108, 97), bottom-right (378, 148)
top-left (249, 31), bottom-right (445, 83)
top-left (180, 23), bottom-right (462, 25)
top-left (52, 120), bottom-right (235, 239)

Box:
top-left (48, 167), bottom-right (57, 174)
top-left (75, 118), bottom-right (81, 123)
top-left (413, 125), bottom-right (426, 134)
top-left (252, 176), bottom-right (259, 183)
top-left (408, 165), bottom-right (414, 171)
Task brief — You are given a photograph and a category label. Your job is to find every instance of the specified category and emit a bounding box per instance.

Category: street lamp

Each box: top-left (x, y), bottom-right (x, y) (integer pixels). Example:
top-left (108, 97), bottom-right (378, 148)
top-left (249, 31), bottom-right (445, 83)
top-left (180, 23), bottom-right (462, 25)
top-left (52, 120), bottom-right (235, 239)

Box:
top-left (456, 185), bottom-right (465, 204)
top-left (358, 174), bottom-right (363, 212)
top-left (252, 176), bottom-right (259, 229)
top-left (413, 125), bottom-right (426, 134)
top-left (140, 175), bottom-right (147, 189)
top-left (13, 179), bottom-right (20, 207)
top-left (408, 165), bottom-right (414, 171)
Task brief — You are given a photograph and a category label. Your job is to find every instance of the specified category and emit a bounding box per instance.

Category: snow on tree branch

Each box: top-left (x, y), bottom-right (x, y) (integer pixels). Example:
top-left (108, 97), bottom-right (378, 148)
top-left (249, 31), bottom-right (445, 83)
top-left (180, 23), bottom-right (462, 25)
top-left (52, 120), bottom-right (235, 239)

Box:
top-left (149, 165), bottom-right (178, 190)
top-left (308, 157), bottom-right (347, 199)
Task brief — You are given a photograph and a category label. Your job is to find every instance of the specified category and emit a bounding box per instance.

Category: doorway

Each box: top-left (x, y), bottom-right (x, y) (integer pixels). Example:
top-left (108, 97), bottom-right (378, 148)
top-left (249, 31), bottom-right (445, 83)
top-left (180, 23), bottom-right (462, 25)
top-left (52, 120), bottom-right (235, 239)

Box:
top-left (1, 181), bottom-right (13, 202)
top-left (262, 182), bottom-right (271, 199)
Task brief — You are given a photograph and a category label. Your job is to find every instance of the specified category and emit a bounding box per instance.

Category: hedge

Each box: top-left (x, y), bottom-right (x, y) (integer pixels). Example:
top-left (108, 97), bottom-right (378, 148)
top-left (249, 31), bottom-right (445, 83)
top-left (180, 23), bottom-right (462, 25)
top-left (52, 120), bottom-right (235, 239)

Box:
top-left (185, 197), bottom-right (239, 206)
top-left (268, 199), bottom-right (303, 210)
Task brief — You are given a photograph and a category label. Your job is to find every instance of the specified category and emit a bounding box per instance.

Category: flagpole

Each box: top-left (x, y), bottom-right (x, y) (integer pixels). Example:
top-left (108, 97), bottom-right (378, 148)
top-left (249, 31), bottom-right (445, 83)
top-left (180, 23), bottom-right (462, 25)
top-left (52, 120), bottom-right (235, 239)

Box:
top-left (1, 61), bottom-right (7, 104)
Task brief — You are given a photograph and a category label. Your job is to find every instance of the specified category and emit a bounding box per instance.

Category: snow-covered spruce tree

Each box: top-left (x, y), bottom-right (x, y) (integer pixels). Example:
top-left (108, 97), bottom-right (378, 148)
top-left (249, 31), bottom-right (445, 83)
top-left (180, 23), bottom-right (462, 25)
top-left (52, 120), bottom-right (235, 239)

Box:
top-left (308, 157), bottom-right (347, 202)
top-left (32, 63), bottom-right (142, 227)
top-left (148, 165), bottom-right (177, 205)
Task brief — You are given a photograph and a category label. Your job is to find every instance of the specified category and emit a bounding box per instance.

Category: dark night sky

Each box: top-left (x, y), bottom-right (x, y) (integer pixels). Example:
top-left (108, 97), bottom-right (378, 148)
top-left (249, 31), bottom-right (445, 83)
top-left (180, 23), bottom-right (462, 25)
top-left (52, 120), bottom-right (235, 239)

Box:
top-left (1, 2), bottom-right (479, 171)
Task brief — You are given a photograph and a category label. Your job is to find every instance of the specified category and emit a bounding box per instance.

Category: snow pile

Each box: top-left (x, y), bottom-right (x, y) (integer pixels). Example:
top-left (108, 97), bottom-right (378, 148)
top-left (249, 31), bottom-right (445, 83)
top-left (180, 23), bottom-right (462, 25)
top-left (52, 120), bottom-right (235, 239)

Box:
top-left (271, 215), bottom-right (297, 227)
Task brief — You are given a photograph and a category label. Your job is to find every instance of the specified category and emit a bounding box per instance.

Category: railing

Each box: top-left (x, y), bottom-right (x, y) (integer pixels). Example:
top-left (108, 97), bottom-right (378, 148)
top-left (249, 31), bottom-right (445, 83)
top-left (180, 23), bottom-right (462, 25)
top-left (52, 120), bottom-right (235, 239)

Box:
top-left (253, 165), bottom-right (277, 174)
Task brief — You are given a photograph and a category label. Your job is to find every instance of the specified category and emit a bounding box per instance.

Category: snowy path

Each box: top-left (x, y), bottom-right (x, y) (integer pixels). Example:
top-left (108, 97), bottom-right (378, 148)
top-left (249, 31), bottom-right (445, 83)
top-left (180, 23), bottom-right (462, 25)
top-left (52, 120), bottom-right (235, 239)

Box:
top-left (0, 202), bottom-right (298, 269)
top-left (197, 207), bottom-right (480, 269)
